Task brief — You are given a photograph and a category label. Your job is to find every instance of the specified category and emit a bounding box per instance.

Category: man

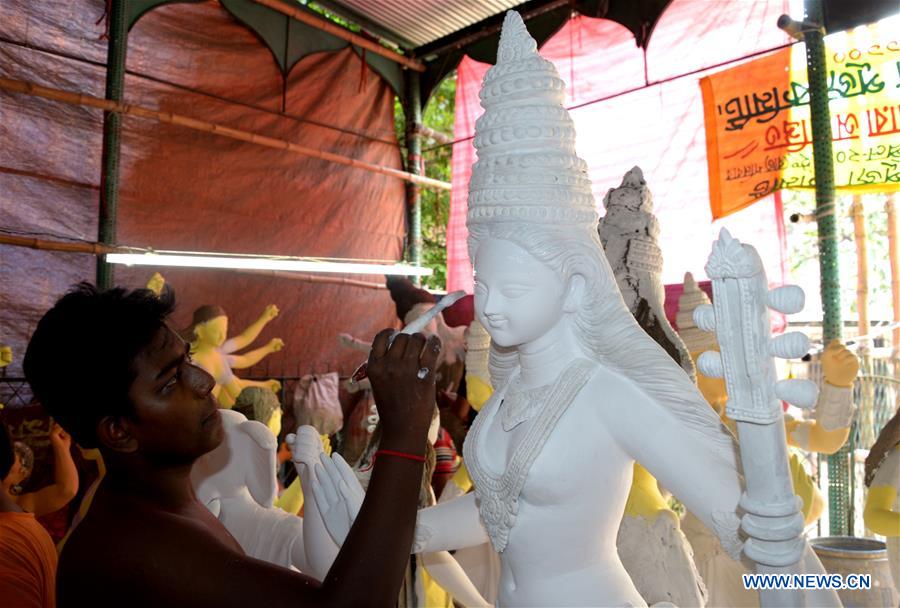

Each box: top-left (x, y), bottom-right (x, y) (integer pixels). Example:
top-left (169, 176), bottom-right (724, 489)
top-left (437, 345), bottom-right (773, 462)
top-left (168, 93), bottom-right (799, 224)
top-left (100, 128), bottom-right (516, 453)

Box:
top-left (0, 423), bottom-right (58, 607)
top-left (24, 283), bottom-right (440, 607)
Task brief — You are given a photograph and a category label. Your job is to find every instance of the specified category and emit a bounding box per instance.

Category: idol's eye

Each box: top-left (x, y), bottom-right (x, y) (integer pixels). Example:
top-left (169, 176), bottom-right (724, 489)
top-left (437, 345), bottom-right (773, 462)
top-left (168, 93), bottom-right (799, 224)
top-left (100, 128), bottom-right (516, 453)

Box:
top-left (501, 286), bottom-right (530, 298)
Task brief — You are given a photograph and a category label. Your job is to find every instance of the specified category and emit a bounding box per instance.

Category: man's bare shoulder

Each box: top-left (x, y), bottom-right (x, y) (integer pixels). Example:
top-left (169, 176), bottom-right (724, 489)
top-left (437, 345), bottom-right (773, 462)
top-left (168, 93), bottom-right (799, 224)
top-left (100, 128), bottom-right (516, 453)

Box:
top-left (58, 497), bottom-right (245, 605)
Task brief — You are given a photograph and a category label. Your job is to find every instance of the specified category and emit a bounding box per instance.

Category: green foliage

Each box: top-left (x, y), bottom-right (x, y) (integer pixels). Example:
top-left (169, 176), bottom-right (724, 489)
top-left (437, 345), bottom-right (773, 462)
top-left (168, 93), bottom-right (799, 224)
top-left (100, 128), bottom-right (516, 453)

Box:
top-left (394, 74), bottom-right (457, 291)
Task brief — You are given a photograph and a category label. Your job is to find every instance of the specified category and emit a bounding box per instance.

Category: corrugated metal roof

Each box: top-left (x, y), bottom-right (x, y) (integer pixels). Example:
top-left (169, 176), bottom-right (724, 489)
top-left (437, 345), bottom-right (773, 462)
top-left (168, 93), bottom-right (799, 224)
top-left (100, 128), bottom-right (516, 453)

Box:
top-left (323, 0), bottom-right (528, 48)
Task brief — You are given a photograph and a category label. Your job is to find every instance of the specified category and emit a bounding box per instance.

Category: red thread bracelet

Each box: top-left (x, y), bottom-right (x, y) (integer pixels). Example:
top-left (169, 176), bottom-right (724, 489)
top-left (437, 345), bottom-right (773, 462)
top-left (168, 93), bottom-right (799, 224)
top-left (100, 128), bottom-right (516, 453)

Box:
top-left (374, 449), bottom-right (427, 464)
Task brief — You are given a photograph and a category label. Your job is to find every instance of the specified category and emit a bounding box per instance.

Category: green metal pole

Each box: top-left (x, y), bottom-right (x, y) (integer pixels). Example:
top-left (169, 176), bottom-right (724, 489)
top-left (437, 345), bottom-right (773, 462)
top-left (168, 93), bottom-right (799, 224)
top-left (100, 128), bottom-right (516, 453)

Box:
top-left (804, 0), bottom-right (850, 536)
top-left (403, 71), bottom-right (423, 283)
top-left (97, 1), bottom-right (129, 289)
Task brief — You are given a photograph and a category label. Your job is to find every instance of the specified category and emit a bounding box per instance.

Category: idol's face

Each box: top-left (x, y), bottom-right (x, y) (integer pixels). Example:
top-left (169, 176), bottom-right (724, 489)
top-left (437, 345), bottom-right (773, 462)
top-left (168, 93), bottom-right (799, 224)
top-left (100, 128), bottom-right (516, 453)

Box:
top-left (196, 316), bottom-right (228, 348)
top-left (473, 238), bottom-right (566, 348)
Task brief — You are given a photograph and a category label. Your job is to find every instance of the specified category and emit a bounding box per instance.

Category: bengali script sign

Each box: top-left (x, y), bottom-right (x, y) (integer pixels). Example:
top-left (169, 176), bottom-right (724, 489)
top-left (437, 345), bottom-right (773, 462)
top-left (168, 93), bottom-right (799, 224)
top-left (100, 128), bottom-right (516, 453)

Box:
top-left (701, 20), bottom-right (900, 219)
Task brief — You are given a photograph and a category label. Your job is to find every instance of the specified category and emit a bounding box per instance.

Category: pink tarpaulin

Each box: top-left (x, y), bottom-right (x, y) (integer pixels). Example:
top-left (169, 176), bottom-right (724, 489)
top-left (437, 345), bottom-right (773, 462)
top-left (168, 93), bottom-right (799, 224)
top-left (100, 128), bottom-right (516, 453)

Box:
top-left (447, 0), bottom-right (792, 295)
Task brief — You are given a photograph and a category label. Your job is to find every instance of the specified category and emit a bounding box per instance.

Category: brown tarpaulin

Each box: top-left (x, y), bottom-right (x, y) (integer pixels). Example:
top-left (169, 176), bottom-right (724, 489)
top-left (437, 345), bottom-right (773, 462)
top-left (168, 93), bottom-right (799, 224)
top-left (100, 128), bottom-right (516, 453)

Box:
top-left (0, 0), bottom-right (405, 380)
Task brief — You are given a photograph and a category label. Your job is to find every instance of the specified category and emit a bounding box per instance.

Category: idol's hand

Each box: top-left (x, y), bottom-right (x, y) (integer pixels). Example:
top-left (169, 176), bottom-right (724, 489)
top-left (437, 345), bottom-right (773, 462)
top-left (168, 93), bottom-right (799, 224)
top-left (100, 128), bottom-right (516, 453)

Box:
top-left (285, 425), bottom-right (325, 475)
top-left (311, 452), bottom-right (365, 547)
top-left (821, 340), bottom-right (858, 388)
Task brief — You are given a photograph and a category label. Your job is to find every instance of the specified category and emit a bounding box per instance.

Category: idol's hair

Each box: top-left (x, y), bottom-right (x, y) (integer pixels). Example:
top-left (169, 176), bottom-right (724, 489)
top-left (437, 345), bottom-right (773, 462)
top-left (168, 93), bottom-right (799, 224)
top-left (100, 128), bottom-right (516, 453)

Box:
top-left (468, 221), bottom-right (739, 466)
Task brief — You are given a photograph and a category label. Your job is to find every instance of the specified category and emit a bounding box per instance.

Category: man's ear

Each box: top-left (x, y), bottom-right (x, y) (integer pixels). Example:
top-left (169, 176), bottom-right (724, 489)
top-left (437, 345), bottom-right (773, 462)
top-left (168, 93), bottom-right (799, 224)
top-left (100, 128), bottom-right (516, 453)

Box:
top-left (563, 273), bottom-right (586, 313)
top-left (96, 416), bottom-right (139, 453)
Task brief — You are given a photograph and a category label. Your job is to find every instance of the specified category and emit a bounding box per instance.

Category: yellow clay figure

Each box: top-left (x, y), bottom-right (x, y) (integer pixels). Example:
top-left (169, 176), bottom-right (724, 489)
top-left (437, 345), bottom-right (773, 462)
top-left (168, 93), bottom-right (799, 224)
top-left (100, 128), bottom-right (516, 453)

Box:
top-left (188, 304), bottom-right (284, 409)
top-left (863, 410), bottom-right (900, 592)
top-left (0, 345), bottom-right (12, 368)
top-left (146, 272), bottom-right (166, 297)
top-left (623, 463), bottom-right (670, 521)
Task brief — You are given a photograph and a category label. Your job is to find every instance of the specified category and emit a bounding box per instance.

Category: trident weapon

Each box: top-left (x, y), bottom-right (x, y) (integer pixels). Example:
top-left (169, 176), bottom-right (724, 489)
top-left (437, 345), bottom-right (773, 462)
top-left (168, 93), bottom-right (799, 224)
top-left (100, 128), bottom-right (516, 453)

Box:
top-left (695, 228), bottom-right (819, 607)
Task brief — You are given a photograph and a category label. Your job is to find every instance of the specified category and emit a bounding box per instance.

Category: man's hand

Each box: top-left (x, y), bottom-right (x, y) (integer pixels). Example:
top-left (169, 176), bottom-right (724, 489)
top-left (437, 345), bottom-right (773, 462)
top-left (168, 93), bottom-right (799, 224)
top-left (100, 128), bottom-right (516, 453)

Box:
top-left (265, 379), bottom-right (282, 393)
top-left (268, 338), bottom-right (285, 353)
top-left (822, 340), bottom-right (858, 388)
top-left (367, 329), bottom-right (441, 454)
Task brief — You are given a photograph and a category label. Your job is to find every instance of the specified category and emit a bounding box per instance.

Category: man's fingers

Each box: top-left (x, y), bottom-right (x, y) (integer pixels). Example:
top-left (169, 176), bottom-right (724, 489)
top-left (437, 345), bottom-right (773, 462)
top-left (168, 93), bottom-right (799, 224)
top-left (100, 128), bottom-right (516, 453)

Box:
top-left (370, 328), bottom-right (395, 361)
top-left (419, 335), bottom-right (442, 374)
top-left (402, 333), bottom-right (428, 362)
top-left (389, 332), bottom-right (412, 359)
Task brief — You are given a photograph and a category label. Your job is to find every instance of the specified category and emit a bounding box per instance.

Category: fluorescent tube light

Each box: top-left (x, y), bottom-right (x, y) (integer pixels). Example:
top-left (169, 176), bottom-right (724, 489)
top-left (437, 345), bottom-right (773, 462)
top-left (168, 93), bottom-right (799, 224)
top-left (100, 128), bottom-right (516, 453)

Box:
top-left (106, 253), bottom-right (432, 277)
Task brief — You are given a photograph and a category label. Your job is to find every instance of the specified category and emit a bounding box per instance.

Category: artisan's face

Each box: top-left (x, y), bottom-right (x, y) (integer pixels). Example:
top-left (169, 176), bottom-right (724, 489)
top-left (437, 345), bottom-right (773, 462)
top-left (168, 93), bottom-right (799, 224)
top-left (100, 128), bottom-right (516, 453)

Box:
top-left (123, 325), bottom-right (224, 463)
top-left (196, 316), bottom-right (228, 347)
top-left (473, 238), bottom-right (566, 348)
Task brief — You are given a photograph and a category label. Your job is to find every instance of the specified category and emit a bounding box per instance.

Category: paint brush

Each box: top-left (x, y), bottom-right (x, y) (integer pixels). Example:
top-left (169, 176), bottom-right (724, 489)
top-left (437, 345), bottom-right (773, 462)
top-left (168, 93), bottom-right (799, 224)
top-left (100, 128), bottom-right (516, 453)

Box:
top-left (350, 290), bottom-right (466, 383)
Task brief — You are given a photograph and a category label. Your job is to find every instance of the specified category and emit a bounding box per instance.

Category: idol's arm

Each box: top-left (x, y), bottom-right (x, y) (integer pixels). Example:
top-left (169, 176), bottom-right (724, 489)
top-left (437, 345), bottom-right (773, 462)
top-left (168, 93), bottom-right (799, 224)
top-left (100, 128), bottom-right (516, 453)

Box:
top-left (421, 550), bottom-right (492, 607)
top-left (414, 492), bottom-right (489, 553)
top-left (606, 376), bottom-right (841, 606)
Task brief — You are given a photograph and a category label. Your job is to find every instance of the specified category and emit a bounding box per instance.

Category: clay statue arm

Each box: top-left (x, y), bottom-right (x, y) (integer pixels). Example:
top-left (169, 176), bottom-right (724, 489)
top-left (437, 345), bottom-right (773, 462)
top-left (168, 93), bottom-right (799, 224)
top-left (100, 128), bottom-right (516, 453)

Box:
top-left (864, 450), bottom-right (900, 537)
top-left (600, 375), bottom-right (745, 557)
top-left (413, 492), bottom-right (489, 553)
top-left (227, 340), bottom-right (284, 369)
top-left (786, 341), bottom-right (858, 454)
top-left (785, 411), bottom-right (850, 455)
top-left (863, 485), bottom-right (900, 536)
top-left (421, 551), bottom-right (492, 607)
top-left (222, 305), bottom-right (280, 353)
top-left (17, 423), bottom-right (79, 516)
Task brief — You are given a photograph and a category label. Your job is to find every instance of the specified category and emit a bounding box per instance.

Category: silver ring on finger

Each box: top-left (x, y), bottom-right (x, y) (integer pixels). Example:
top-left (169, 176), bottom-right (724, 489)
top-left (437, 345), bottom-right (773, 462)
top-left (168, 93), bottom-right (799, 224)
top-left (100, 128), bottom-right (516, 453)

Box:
top-left (417, 367), bottom-right (430, 379)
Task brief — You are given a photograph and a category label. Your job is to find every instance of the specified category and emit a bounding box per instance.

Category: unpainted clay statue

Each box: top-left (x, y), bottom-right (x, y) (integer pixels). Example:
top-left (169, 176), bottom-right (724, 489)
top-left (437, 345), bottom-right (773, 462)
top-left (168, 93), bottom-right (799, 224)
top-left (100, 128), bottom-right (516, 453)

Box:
top-left (317, 13), bottom-right (840, 606)
top-left (599, 166), bottom-right (707, 607)
top-left (190, 409), bottom-right (310, 572)
top-left (187, 304), bottom-right (284, 408)
top-left (598, 166), bottom-right (695, 381)
top-left (288, 426), bottom-right (491, 608)
top-left (415, 12), bottom-right (753, 606)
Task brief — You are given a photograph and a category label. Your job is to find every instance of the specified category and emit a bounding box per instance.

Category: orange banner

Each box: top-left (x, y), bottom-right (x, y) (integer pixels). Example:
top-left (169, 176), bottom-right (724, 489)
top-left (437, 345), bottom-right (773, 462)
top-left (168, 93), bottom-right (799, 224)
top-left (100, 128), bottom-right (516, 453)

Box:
top-left (701, 18), bottom-right (900, 220)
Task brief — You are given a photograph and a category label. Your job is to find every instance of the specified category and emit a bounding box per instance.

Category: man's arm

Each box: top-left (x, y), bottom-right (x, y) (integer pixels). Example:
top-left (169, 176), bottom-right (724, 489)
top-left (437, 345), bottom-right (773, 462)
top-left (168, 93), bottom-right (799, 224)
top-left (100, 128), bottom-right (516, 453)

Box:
top-left (62, 330), bottom-right (441, 608)
top-left (18, 424), bottom-right (79, 516)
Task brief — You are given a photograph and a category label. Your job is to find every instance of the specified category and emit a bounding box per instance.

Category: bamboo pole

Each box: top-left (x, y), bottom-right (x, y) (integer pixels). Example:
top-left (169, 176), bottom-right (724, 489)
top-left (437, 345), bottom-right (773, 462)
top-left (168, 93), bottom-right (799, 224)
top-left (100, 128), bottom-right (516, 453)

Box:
top-left (850, 197), bottom-right (870, 351)
top-left (0, 235), bottom-right (387, 290)
top-left (0, 234), bottom-right (119, 255)
top-left (850, 196), bottom-right (875, 447)
top-left (0, 77), bottom-right (451, 191)
top-left (250, 0), bottom-right (425, 72)
top-left (888, 196), bottom-right (900, 357)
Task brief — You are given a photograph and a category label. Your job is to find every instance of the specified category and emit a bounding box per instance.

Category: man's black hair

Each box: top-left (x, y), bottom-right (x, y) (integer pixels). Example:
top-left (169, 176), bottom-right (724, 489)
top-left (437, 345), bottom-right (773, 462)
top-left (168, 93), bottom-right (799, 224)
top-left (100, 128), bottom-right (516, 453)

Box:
top-left (24, 283), bottom-right (176, 448)
top-left (0, 424), bottom-right (13, 481)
